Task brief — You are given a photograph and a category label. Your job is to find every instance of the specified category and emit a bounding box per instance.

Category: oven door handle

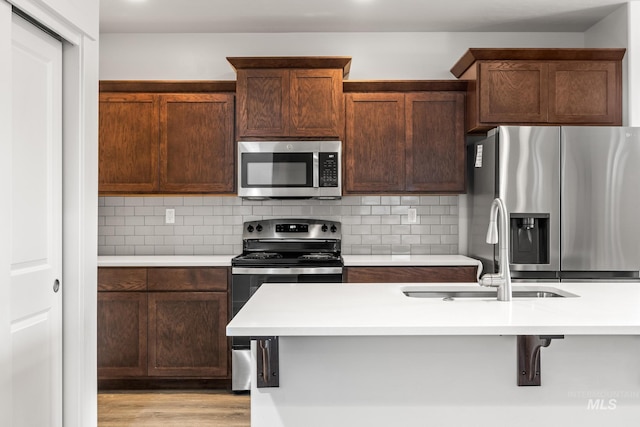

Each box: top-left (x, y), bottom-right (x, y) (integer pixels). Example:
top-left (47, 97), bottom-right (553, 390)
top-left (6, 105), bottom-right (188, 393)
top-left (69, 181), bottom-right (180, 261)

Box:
top-left (231, 267), bottom-right (343, 275)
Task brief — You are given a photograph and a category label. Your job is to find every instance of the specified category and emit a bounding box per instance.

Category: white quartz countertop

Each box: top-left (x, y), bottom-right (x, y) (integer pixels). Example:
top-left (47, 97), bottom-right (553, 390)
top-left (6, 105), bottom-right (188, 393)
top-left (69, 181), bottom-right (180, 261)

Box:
top-left (97, 255), bottom-right (234, 267)
top-left (97, 254), bottom-right (481, 269)
top-left (343, 254), bottom-right (481, 268)
top-left (226, 282), bottom-right (640, 336)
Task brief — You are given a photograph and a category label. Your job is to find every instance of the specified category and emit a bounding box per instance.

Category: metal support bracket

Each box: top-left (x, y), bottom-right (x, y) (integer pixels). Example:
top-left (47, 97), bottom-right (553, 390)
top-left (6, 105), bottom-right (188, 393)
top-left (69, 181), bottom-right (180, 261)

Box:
top-left (517, 335), bottom-right (564, 386)
top-left (253, 336), bottom-right (279, 388)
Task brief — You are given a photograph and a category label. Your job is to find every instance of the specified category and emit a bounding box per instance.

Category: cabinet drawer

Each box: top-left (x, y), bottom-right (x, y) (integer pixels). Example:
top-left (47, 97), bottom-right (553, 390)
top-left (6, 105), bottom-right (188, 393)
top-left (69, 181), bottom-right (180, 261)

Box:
top-left (147, 267), bottom-right (228, 291)
top-left (344, 266), bottom-right (477, 283)
top-left (98, 267), bottom-right (147, 291)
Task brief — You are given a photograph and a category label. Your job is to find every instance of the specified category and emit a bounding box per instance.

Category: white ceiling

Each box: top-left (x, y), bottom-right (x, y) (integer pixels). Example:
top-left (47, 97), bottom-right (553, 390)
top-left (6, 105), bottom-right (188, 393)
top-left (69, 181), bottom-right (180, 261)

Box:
top-left (100, 0), bottom-right (630, 34)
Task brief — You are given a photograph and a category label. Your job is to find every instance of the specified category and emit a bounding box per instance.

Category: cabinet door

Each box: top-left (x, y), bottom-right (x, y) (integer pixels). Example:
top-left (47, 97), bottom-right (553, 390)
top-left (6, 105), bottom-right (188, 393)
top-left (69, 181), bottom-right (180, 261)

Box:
top-left (290, 69), bottom-right (343, 137)
top-left (160, 94), bottom-right (235, 193)
top-left (148, 292), bottom-right (229, 377)
top-left (236, 69), bottom-right (288, 137)
top-left (548, 61), bottom-right (621, 125)
top-left (405, 92), bottom-right (465, 193)
top-left (478, 62), bottom-right (548, 123)
top-left (97, 292), bottom-right (148, 378)
top-left (99, 93), bottom-right (160, 192)
top-left (345, 93), bottom-right (405, 193)
top-left (344, 266), bottom-right (478, 283)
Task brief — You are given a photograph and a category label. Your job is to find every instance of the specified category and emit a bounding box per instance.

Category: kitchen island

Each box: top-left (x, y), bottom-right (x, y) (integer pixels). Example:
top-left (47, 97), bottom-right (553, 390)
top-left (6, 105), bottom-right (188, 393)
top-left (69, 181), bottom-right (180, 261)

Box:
top-left (226, 281), bottom-right (640, 427)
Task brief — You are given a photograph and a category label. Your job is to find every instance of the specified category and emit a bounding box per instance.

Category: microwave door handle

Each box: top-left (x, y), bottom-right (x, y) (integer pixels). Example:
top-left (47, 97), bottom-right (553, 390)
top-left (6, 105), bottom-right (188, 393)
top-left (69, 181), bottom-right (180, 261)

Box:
top-left (313, 152), bottom-right (319, 188)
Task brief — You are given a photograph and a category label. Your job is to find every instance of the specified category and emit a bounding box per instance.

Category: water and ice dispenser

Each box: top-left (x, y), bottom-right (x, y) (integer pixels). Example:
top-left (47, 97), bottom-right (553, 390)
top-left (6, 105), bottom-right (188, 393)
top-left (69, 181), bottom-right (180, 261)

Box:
top-left (510, 214), bottom-right (550, 265)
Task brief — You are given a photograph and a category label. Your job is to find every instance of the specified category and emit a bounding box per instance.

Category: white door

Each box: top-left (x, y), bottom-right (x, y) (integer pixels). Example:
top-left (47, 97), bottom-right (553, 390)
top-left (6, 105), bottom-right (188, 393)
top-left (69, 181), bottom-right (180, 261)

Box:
top-left (10, 13), bottom-right (63, 427)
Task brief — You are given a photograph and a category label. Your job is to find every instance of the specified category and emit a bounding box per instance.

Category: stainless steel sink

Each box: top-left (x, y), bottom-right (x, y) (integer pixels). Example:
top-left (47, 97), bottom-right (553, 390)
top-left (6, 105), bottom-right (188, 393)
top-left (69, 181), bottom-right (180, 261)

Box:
top-left (402, 286), bottom-right (578, 299)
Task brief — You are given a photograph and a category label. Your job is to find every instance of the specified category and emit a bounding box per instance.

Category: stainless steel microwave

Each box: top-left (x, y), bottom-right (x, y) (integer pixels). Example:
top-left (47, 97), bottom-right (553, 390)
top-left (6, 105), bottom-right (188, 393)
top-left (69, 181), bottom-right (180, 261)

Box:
top-left (237, 141), bottom-right (342, 199)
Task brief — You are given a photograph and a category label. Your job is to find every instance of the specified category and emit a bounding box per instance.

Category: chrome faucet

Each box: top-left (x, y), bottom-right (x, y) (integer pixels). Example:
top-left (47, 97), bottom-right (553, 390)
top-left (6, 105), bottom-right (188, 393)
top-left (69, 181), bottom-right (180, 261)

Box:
top-left (479, 198), bottom-right (512, 301)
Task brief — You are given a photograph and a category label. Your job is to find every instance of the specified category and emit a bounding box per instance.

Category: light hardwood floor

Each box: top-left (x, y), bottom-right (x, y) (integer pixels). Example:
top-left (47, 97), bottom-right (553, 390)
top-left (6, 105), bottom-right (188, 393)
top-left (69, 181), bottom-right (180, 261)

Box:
top-left (98, 390), bottom-right (250, 426)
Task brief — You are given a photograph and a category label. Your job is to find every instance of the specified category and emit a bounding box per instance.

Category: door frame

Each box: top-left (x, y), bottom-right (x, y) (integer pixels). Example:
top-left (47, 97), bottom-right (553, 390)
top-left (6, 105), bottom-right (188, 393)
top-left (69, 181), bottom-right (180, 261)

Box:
top-left (0, 1), bottom-right (98, 427)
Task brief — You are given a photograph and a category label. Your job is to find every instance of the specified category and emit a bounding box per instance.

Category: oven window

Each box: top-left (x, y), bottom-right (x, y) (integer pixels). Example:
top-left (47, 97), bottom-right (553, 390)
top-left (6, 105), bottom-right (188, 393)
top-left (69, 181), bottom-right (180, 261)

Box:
top-left (242, 152), bottom-right (313, 187)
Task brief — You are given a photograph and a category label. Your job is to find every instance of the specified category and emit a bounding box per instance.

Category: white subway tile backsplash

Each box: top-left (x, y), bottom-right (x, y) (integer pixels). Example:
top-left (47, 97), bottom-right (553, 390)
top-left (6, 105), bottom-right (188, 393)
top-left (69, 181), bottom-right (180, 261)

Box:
top-left (105, 217), bottom-right (125, 226)
top-left (381, 215), bottom-right (401, 225)
top-left (115, 226), bottom-right (134, 236)
top-left (184, 197), bottom-right (204, 206)
top-left (184, 216), bottom-right (204, 226)
top-left (145, 236), bottom-right (164, 245)
top-left (380, 196), bottom-right (400, 205)
top-left (154, 225), bottom-right (175, 236)
top-left (419, 196), bottom-right (440, 205)
top-left (362, 234), bottom-right (381, 245)
top-left (125, 216), bottom-right (145, 226)
top-left (104, 197), bottom-right (124, 206)
top-left (115, 206), bottom-right (135, 216)
top-left (400, 196), bottom-right (420, 205)
top-left (98, 206), bottom-right (114, 217)
top-left (105, 235), bottom-right (125, 246)
top-left (125, 236), bottom-right (145, 246)
top-left (98, 195), bottom-right (460, 256)
top-left (361, 196), bottom-right (381, 205)
top-left (135, 206), bottom-right (155, 216)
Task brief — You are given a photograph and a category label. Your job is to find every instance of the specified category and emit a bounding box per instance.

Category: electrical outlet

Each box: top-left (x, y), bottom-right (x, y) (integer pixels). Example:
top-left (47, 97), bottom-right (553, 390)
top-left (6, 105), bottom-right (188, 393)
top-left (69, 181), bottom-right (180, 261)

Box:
top-left (165, 208), bottom-right (175, 224)
top-left (408, 208), bottom-right (417, 223)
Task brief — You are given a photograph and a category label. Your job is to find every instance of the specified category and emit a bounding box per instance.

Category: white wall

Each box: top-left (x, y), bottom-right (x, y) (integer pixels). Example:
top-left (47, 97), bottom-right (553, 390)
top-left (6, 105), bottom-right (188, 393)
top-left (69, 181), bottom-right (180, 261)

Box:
top-left (585, 4), bottom-right (629, 125)
top-left (99, 32), bottom-right (585, 80)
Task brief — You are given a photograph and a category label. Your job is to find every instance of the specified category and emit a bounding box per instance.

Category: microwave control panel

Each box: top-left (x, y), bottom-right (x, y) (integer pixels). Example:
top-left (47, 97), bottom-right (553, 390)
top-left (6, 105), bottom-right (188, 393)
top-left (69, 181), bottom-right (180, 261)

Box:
top-left (319, 152), bottom-right (339, 187)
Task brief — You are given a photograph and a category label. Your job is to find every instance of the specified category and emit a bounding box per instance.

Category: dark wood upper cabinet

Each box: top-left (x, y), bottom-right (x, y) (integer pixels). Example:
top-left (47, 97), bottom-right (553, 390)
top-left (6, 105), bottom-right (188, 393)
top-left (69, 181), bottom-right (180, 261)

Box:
top-left (228, 56), bottom-right (351, 139)
top-left (160, 94), bottom-right (235, 193)
top-left (477, 61), bottom-right (548, 123)
top-left (405, 92), bottom-right (465, 193)
top-left (450, 48), bottom-right (625, 133)
top-left (99, 82), bottom-right (236, 195)
top-left (547, 61), bottom-right (619, 124)
top-left (344, 83), bottom-right (466, 194)
top-left (345, 93), bottom-right (405, 193)
top-left (236, 69), bottom-right (288, 136)
top-left (99, 93), bottom-right (160, 193)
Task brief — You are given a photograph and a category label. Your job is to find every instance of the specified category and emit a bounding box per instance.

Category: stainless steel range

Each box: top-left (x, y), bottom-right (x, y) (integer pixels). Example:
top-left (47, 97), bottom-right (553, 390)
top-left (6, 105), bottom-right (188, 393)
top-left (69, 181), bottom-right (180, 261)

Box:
top-left (230, 218), bottom-right (343, 391)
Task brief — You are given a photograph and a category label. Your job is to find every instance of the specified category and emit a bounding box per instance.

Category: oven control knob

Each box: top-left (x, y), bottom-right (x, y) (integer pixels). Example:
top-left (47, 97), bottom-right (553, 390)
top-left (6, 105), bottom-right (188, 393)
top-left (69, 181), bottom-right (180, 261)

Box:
top-left (330, 225), bottom-right (337, 233)
top-left (247, 225), bottom-right (254, 233)
top-left (321, 224), bottom-right (328, 232)
top-left (256, 224), bottom-right (263, 232)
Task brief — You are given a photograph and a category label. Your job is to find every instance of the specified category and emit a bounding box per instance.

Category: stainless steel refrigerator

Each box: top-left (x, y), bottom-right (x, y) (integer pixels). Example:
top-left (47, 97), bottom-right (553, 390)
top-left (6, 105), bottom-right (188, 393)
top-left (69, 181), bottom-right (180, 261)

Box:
top-left (467, 126), bottom-right (640, 282)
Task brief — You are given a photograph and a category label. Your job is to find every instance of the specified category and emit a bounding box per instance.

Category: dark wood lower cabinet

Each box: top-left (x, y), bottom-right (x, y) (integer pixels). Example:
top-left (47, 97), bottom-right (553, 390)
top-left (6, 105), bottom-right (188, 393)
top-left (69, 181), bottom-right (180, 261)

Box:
top-left (97, 292), bottom-right (148, 377)
top-left (344, 266), bottom-right (478, 283)
top-left (97, 267), bottom-right (230, 389)
top-left (148, 292), bottom-right (228, 377)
